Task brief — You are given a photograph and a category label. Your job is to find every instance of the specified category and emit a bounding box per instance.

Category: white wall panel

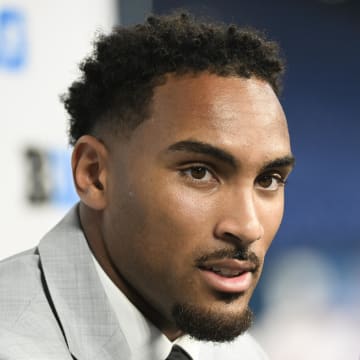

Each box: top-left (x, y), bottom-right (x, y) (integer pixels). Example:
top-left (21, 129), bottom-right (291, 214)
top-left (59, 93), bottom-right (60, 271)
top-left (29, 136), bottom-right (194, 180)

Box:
top-left (0, 0), bottom-right (116, 259)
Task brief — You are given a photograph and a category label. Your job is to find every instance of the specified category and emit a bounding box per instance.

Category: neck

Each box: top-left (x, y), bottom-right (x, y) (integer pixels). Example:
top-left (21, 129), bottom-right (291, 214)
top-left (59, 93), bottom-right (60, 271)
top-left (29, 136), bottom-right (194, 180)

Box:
top-left (78, 202), bottom-right (183, 341)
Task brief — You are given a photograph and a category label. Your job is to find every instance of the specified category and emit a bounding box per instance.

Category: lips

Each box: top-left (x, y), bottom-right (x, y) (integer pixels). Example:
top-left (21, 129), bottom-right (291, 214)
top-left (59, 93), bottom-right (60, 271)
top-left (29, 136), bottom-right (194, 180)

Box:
top-left (198, 259), bottom-right (257, 293)
top-left (207, 266), bottom-right (245, 277)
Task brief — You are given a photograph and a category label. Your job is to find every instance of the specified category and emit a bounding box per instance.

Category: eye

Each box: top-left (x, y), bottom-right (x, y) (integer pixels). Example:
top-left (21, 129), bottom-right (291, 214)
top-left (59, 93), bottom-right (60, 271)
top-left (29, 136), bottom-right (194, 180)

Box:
top-left (180, 166), bottom-right (215, 183)
top-left (189, 167), bottom-right (208, 179)
top-left (256, 173), bottom-right (286, 191)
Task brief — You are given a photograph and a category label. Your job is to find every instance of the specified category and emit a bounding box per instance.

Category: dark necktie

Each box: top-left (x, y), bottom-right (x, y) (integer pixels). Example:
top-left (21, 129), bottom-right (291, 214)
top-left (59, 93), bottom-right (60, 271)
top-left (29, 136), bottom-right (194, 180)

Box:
top-left (165, 345), bottom-right (192, 360)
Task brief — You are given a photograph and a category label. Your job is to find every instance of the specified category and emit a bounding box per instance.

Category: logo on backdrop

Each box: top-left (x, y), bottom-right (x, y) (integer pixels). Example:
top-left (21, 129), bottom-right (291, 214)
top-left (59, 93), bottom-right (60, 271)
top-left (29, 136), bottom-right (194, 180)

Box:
top-left (0, 7), bottom-right (27, 71)
top-left (25, 147), bottom-right (78, 207)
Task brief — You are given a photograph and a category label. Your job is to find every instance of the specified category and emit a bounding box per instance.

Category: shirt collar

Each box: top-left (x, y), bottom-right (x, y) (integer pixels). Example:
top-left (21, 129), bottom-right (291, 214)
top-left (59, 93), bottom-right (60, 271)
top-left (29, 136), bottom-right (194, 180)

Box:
top-left (92, 254), bottom-right (199, 360)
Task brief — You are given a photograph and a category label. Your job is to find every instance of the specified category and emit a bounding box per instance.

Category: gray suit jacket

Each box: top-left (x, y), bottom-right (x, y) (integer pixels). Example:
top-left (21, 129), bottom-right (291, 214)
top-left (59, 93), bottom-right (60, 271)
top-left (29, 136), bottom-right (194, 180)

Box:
top-left (0, 206), bottom-right (268, 360)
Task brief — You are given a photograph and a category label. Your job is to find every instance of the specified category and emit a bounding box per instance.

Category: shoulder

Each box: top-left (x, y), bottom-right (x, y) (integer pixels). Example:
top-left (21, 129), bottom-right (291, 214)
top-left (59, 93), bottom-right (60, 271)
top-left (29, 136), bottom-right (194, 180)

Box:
top-left (0, 248), bottom-right (42, 322)
top-left (198, 332), bottom-right (269, 360)
top-left (0, 249), bottom-right (70, 358)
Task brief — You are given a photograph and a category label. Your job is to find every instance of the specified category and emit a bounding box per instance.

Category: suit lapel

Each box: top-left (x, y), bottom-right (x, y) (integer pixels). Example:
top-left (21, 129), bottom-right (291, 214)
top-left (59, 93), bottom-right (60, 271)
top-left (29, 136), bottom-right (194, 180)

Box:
top-left (38, 205), bottom-right (130, 360)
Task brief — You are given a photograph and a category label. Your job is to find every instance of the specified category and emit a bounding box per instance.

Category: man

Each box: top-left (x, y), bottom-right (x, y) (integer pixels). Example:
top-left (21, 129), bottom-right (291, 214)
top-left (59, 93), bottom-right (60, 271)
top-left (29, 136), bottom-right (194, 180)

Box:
top-left (0, 12), bottom-right (294, 359)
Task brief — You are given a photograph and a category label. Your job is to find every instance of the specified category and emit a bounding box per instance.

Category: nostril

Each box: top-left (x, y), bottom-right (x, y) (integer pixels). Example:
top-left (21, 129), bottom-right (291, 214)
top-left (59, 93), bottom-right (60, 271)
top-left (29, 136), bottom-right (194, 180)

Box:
top-left (213, 211), bottom-right (264, 245)
top-left (222, 232), bottom-right (240, 242)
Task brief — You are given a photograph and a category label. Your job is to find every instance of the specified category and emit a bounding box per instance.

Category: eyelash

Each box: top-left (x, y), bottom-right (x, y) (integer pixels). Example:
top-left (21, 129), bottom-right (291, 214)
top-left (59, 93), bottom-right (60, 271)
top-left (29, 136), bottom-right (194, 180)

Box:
top-left (179, 165), bottom-right (288, 191)
top-left (179, 165), bottom-right (217, 184)
top-left (255, 173), bottom-right (287, 191)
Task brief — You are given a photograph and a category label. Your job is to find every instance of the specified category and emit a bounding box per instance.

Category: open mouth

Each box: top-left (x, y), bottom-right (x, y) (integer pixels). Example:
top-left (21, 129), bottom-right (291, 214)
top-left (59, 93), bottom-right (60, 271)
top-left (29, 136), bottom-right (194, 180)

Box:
top-left (197, 259), bottom-right (257, 293)
top-left (200, 265), bottom-right (246, 278)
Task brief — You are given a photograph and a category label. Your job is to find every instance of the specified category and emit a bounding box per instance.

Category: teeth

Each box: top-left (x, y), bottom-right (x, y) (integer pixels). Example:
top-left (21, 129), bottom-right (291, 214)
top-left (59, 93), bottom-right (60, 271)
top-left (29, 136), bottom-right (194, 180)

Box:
top-left (210, 266), bottom-right (242, 277)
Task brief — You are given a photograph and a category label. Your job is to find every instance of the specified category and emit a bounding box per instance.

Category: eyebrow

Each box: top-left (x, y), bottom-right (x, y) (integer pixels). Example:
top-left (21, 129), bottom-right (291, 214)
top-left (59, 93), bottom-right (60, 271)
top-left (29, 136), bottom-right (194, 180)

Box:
top-left (260, 155), bottom-right (296, 172)
top-left (167, 140), bottom-right (237, 167)
top-left (166, 139), bottom-right (295, 171)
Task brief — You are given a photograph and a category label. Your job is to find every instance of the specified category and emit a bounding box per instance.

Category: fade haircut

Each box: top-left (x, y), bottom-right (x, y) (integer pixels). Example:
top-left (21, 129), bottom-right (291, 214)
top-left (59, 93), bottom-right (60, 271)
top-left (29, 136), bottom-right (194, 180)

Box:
top-left (62, 12), bottom-right (285, 145)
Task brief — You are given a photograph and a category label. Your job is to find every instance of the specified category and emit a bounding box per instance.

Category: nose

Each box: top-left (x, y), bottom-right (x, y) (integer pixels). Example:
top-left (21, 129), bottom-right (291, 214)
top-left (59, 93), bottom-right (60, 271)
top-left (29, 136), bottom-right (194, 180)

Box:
top-left (214, 189), bottom-right (264, 246)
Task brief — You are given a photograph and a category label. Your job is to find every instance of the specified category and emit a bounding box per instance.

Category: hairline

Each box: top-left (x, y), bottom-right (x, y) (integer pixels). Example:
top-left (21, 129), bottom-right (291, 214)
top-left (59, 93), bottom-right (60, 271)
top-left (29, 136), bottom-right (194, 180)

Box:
top-left (88, 71), bottom-right (275, 144)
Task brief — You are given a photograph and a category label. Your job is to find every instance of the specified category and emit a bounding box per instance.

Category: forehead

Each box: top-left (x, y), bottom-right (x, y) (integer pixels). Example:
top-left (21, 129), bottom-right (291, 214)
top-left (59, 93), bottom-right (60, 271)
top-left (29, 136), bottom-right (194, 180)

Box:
top-left (123, 73), bottom-right (290, 164)
top-left (154, 73), bottom-right (281, 120)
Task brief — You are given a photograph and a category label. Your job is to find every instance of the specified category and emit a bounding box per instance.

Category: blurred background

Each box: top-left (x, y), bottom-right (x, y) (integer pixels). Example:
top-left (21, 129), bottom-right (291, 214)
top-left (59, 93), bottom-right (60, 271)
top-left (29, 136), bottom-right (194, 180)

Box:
top-left (1, 0), bottom-right (359, 358)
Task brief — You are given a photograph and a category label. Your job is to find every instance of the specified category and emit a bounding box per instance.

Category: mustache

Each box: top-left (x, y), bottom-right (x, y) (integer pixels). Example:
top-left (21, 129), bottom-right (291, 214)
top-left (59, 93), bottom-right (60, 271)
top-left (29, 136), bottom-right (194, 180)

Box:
top-left (195, 248), bottom-right (261, 270)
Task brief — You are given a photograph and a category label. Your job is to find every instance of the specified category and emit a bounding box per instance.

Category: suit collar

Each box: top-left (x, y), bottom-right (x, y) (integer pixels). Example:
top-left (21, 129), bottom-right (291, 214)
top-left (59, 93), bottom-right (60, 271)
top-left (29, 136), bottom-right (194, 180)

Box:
top-left (38, 205), bottom-right (130, 360)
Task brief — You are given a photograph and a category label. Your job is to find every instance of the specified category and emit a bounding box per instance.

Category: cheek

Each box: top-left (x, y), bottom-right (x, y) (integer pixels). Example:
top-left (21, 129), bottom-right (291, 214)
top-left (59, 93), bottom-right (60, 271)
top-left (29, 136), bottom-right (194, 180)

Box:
top-left (156, 189), bottom-right (212, 226)
top-left (142, 189), bottom-right (213, 253)
top-left (115, 181), bottom-right (209, 242)
top-left (123, 186), bottom-right (211, 280)
top-left (132, 185), bottom-right (217, 268)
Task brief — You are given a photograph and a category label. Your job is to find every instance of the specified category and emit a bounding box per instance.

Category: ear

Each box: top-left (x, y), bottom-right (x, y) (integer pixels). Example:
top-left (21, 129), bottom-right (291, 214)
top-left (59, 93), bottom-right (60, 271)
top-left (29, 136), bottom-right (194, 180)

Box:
top-left (71, 135), bottom-right (108, 210)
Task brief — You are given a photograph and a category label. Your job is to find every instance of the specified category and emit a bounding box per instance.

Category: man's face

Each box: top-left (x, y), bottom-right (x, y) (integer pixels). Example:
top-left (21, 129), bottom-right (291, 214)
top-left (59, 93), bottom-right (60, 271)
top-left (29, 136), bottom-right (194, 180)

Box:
top-left (101, 73), bottom-right (293, 341)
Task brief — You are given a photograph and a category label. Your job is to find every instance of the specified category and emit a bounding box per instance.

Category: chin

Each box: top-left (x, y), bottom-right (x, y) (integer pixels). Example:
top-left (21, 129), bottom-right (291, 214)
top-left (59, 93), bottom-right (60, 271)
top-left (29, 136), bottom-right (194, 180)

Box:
top-left (171, 300), bottom-right (254, 342)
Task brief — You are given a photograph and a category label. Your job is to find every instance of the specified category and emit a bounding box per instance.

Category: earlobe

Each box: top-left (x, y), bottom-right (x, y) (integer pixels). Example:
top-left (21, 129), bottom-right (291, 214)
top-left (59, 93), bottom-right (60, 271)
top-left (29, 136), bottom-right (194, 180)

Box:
top-left (71, 135), bottom-right (108, 210)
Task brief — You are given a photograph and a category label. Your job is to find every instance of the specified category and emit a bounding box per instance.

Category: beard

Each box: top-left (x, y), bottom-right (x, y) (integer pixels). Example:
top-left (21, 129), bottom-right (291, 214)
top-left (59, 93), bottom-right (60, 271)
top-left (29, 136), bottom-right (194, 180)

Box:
top-left (172, 301), bottom-right (253, 342)
top-left (171, 247), bottom-right (259, 342)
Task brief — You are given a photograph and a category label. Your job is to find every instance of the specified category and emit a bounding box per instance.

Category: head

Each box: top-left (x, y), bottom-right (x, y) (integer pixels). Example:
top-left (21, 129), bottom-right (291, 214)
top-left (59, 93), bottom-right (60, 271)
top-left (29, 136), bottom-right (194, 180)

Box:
top-left (66, 13), bottom-right (294, 342)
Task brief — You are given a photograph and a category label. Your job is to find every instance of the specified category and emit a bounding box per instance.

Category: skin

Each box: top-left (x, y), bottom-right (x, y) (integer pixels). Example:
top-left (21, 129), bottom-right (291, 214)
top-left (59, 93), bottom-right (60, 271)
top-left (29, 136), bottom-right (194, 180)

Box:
top-left (72, 73), bottom-right (294, 341)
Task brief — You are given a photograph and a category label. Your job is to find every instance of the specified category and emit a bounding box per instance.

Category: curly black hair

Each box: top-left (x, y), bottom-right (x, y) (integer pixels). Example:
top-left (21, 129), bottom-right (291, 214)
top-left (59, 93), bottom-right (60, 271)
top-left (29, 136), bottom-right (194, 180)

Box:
top-left (62, 12), bottom-right (285, 145)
